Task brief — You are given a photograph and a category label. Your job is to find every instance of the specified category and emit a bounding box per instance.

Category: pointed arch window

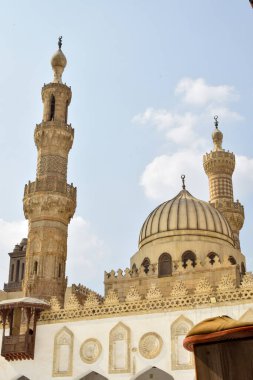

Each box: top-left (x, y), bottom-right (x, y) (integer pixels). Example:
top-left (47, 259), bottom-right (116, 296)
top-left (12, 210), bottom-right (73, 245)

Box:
top-left (241, 262), bottom-right (246, 275)
top-left (158, 253), bottom-right (172, 277)
top-left (50, 95), bottom-right (55, 121)
top-left (109, 322), bottom-right (130, 373)
top-left (171, 315), bottom-right (194, 370)
top-left (53, 326), bottom-right (73, 377)
top-left (182, 251), bottom-right (196, 268)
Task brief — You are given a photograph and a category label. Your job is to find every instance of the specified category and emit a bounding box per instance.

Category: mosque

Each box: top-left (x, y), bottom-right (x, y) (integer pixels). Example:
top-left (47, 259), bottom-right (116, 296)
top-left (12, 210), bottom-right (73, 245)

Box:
top-left (0, 41), bottom-right (253, 380)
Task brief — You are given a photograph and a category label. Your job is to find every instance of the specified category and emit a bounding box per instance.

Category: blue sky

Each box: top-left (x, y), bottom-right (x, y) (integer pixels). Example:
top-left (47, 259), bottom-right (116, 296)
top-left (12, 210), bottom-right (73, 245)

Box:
top-left (0, 1), bottom-right (252, 293)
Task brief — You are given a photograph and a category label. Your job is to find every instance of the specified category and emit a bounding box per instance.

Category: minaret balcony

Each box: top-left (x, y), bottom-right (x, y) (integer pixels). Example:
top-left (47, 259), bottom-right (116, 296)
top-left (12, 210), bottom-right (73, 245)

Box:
top-left (24, 179), bottom-right (76, 201)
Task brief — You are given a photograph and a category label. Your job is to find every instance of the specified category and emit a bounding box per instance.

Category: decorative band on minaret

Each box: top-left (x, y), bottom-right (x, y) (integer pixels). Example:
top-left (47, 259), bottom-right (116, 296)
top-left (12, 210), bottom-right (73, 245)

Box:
top-left (23, 39), bottom-right (76, 305)
top-left (203, 116), bottom-right (244, 249)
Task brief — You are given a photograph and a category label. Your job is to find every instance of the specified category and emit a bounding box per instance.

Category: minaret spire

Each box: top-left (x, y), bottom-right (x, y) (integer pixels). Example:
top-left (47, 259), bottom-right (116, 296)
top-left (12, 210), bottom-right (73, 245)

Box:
top-left (203, 117), bottom-right (244, 250)
top-left (23, 43), bottom-right (76, 305)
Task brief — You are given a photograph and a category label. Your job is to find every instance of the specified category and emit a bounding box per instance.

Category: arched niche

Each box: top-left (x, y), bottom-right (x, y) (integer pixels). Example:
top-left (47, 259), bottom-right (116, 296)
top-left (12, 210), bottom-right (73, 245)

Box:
top-left (158, 253), bottom-right (172, 277)
top-left (109, 322), bottom-right (131, 374)
top-left (52, 326), bottom-right (74, 377)
top-left (171, 315), bottom-right (194, 370)
top-left (79, 372), bottom-right (108, 380)
top-left (135, 367), bottom-right (174, 379)
top-left (17, 377), bottom-right (30, 380)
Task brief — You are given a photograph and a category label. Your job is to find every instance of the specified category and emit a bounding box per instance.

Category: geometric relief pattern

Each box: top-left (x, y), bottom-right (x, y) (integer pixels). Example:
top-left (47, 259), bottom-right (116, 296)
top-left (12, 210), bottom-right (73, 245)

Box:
top-left (139, 332), bottom-right (163, 359)
top-left (171, 315), bottom-right (194, 370)
top-left (80, 338), bottom-right (102, 364)
top-left (109, 322), bottom-right (131, 374)
top-left (52, 326), bottom-right (74, 377)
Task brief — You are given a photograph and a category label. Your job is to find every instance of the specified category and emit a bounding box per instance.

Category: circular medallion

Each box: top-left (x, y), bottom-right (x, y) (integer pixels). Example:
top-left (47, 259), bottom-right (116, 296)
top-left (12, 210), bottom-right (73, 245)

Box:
top-left (139, 332), bottom-right (163, 359)
top-left (80, 338), bottom-right (102, 364)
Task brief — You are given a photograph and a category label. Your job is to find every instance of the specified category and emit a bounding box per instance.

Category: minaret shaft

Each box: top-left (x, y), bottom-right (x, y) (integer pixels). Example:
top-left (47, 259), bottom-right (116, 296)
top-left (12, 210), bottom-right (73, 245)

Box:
top-left (23, 45), bottom-right (76, 305)
top-left (203, 119), bottom-right (244, 249)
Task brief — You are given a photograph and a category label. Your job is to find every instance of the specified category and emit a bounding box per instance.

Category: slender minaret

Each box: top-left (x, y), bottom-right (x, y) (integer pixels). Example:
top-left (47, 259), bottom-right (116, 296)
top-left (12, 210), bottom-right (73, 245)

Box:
top-left (23, 38), bottom-right (76, 305)
top-left (203, 116), bottom-right (244, 249)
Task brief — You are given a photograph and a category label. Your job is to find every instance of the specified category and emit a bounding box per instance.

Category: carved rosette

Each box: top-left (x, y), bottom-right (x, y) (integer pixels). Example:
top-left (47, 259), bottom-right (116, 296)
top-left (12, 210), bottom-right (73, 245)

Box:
top-left (80, 338), bottom-right (102, 364)
top-left (139, 332), bottom-right (163, 359)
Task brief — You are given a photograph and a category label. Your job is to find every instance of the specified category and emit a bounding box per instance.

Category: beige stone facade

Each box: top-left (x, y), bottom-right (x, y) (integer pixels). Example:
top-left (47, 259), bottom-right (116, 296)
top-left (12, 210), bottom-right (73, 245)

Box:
top-left (0, 44), bottom-right (253, 380)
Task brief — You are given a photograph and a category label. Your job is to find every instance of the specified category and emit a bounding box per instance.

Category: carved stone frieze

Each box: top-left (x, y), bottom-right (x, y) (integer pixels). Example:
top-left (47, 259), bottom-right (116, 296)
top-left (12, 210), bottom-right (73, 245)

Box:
top-left (195, 278), bottom-right (213, 294)
top-left (218, 274), bottom-right (235, 290)
top-left (125, 286), bottom-right (141, 302)
top-left (104, 290), bottom-right (119, 305)
top-left (146, 283), bottom-right (162, 300)
top-left (171, 281), bottom-right (188, 297)
top-left (241, 273), bottom-right (253, 288)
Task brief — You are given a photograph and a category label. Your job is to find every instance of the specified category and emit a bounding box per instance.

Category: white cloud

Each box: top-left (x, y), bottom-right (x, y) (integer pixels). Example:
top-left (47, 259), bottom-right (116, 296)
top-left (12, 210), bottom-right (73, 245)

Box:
top-left (234, 155), bottom-right (253, 199)
top-left (0, 216), bottom-right (108, 295)
top-left (175, 77), bottom-right (238, 106)
top-left (140, 151), bottom-right (208, 201)
top-left (134, 77), bottom-right (248, 203)
top-left (67, 216), bottom-right (109, 293)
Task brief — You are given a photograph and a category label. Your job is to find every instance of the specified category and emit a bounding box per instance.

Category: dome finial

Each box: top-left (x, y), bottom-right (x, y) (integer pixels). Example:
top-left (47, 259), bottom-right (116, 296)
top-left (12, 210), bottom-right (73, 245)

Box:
top-left (58, 36), bottom-right (63, 49)
top-left (212, 115), bottom-right (223, 151)
top-left (214, 115), bottom-right (219, 129)
top-left (181, 174), bottom-right (186, 190)
top-left (51, 37), bottom-right (67, 84)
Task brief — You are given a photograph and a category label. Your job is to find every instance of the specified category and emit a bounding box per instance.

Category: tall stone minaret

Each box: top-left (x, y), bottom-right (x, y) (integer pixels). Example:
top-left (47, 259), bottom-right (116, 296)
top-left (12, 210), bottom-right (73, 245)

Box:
top-left (23, 38), bottom-right (76, 305)
top-left (203, 116), bottom-right (244, 249)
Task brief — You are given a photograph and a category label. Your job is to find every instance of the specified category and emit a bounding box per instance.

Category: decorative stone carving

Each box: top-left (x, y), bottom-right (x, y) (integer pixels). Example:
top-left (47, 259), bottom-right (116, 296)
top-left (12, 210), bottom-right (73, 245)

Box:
top-left (65, 293), bottom-right (81, 310)
top-left (195, 278), bottom-right (212, 294)
top-left (104, 290), bottom-right (119, 305)
top-left (50, 296), bottom-right (61, 311)
top-left (53, 326), bottom-right (73, 377)
top-left (139, 332), bottom-right (163, 359)
top-left (171, 315), bottom-right (194, 370)
top-left (84, 292), bottom-right (100, 307)
top-left (218, 274), bottom-right (235, 290)
top-left (146, 283), bottom-right (163, 300)
top-left (80, 338), bottom-right (102, 364)
top-left (125, 286), bottom-right (141, 302)
top-left (109, 322), bottom-right (131, 374)
top-left (241, 273), bottom-right (253, 288)
top-left (171, 281), bottom-right (188, 297)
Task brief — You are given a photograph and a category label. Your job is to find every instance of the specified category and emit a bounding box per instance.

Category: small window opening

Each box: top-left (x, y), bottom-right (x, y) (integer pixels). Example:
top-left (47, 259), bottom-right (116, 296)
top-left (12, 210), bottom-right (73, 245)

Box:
top-left (182, 251), bottom-right (196, 268)
top-left (58, 263), bottom-right (61, 278)
top-left (11, 264), bottom-right (14, 282)
top-left (33, 261), bottom-right (38, 275)
top-left (65, 100), bottom-right (68, 123)
top-left (228, 256), bottom-right (237, 265)
top-left (208, 252), bottom-right (219, 265)
top-left (15, 260), bottom-right (20, 282)
top-left (158, 253), bottom-right (172, 277)
top-left (241, 262), bottom-right (246, 275)
top-left (141, 258), bottom-right (150, 274)
top-left (50, 95), bottom-right (55, 121)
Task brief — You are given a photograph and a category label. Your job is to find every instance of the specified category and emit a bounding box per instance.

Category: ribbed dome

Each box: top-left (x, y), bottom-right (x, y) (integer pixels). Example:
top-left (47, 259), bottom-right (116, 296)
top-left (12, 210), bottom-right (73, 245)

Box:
top-left (139, 190), bottom-right (233, 248)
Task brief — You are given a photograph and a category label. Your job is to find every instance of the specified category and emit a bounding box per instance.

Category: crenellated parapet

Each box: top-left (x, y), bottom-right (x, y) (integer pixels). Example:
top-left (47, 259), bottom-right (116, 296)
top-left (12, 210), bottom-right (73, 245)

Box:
top-left (39, 272), bottom-right (253, 323)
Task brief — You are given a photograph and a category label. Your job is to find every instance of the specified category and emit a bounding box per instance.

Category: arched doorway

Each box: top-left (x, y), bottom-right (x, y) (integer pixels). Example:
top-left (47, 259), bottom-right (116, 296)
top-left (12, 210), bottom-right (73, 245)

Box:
top-left (79, 372), bottom-right (108, 380)
top-left (135, 367), bottom-right (174, 379)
